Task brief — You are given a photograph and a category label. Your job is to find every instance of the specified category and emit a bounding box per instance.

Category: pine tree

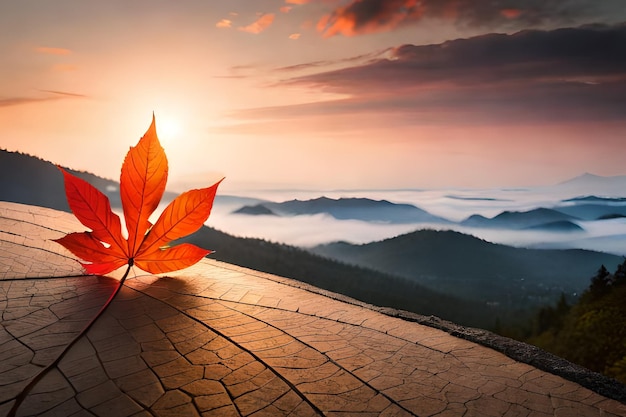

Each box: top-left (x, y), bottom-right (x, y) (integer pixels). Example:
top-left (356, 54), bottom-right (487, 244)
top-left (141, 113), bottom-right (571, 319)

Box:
top-left (588, 264), bottom-right (611, 298)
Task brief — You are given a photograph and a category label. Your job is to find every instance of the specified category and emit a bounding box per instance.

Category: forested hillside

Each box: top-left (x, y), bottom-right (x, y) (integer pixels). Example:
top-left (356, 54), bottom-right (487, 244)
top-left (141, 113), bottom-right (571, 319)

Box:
top-left (311, 230), bottom-right (623, 310)
top-left (523, 261), bottom-right (626, 384)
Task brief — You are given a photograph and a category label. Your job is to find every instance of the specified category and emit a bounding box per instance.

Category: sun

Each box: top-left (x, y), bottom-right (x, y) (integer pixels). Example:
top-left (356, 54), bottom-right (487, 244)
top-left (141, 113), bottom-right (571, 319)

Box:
top-left (157, 116), bottom-right (183, 143)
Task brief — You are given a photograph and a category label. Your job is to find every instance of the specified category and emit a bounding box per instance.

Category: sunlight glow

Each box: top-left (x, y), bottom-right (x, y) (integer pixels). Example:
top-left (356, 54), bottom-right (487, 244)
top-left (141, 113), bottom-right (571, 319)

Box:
top-left (156, 116), bottom-right (183, 143)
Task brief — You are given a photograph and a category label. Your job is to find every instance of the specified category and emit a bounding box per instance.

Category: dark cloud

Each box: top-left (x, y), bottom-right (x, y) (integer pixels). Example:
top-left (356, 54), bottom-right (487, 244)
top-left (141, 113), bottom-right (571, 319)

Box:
top-left (248, 23), bottom-right (626, 125)
top-left (309, 23), bottom-right (626, 91)
top-left (0, 90), bottom-right (87, 108)
top-left (317, 0), bottom-right (617, 37)
top-left (274, 48), bottom-right (391, 73)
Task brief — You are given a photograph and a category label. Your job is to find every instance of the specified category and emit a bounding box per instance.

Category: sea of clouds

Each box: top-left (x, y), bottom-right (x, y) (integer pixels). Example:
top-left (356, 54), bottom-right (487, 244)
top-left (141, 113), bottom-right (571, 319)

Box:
top-left (202, 184), bottom-right (626, 256)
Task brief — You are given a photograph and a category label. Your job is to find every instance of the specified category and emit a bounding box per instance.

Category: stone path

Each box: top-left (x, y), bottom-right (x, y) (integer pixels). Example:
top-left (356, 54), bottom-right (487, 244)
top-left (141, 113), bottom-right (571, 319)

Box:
top-left (1, 201), bottom-right (625, 416)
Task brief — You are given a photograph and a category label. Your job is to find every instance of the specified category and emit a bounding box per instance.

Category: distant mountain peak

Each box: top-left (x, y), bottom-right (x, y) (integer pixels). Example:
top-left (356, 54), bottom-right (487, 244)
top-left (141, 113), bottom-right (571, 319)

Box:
top-left (232, 204), bottom-right (276, 216)
top-left (558, 172), bottom-right (626, 185)
top-left (580, 172), bottom-right (601, 179)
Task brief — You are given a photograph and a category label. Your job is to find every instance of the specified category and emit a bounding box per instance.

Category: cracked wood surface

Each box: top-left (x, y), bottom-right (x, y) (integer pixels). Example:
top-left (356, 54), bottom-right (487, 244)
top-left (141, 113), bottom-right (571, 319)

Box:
top-left (1, 201), bottom-right (625, 417)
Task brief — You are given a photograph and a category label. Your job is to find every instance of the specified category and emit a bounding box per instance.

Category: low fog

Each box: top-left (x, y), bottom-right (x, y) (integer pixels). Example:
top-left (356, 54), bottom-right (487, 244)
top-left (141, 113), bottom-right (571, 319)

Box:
top-left (203, 184), bottom-right (626, 256)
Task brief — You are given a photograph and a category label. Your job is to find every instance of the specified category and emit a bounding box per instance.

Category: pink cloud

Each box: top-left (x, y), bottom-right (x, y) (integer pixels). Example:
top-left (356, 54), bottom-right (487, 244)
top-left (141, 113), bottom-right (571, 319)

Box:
top-left (216, 19), bottom-right (232, 28)
top-left (289, 33), bottom-right (301, 40)
top-left (238, 13), bottom-right (276, 34)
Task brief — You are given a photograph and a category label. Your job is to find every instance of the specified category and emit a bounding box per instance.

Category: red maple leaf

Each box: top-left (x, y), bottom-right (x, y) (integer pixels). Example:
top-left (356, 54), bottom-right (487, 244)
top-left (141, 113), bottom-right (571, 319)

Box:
top-left (54, 115), bottom-right (222, 275)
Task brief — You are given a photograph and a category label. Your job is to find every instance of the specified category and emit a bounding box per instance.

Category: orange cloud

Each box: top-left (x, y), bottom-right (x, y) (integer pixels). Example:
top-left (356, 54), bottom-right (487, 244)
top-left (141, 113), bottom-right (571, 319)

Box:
top-left (216, 19), bottom-right (232, 28)
top-left (286, 0), bottom-right (311, 4)
top-left (238, 13), bottom-right (275, 34)
top-left (281, 6), bottom-right (292, 13)
top-left (289, 33), bottom-right (301, 40)
top-left (318, 0), bottom-right (425, 37)
top-left (35, 46), bottom-right (72, 55)
top-left (501, 8), bottom-right (522, 19)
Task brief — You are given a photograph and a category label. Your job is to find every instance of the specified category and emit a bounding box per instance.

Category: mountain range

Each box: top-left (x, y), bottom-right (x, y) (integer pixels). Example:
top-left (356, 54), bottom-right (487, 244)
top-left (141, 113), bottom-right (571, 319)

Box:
top-left (233, 194), bottom-right (626, 234)
top-left (225, 171), bottom-right (626, 236)
top-left (233, 196), bottom-right (450, 223)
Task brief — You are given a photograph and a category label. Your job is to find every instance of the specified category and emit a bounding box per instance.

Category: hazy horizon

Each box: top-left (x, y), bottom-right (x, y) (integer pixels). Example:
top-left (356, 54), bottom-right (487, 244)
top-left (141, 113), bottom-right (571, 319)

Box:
top-left (4, 144), bottom-right (626, 256)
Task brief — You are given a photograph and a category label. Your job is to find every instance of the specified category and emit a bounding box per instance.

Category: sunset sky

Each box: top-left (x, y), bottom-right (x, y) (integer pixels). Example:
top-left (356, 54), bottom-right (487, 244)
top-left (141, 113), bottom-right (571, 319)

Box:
top-left (1, 1), bottom-right (626, 193)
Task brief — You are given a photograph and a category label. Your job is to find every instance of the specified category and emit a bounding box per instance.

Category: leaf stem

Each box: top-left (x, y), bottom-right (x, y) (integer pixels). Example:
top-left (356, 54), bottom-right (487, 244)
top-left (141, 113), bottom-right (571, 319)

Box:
top-left (8, 264), bottom-right (133, 417)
